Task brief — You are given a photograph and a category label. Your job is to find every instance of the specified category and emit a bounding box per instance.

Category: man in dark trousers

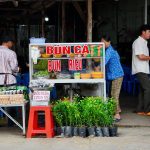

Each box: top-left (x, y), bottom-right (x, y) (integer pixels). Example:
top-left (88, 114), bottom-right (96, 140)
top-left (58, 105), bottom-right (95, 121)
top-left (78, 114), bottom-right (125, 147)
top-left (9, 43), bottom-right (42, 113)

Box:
top-left (132, 24), bottom-right (150, 115)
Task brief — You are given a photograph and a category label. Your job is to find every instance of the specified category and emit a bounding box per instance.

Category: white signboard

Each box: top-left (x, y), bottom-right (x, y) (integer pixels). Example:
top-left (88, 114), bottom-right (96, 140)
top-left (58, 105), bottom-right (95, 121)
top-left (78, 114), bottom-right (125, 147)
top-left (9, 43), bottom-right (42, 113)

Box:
top-left (33, 91), bottom-right (50, 101)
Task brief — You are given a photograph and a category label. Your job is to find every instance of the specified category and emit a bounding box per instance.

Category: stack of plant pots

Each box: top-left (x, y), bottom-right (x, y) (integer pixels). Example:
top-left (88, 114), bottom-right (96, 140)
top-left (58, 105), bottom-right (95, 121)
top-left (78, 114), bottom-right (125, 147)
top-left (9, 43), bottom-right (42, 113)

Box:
top-left (52, 96), bottom-right (118, 138)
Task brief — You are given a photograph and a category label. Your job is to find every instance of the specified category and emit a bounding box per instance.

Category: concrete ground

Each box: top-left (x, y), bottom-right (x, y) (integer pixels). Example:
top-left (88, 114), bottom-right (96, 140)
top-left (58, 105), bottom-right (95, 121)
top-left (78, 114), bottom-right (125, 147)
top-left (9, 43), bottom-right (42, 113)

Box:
top-left (0, 93), bottom-right (150, 150)
top-left (118, 92), bottom-right (150, 127)
top-left (117, 108), bottom-right (150, 127)
top-left (0, 127), bottom-right (150, 150)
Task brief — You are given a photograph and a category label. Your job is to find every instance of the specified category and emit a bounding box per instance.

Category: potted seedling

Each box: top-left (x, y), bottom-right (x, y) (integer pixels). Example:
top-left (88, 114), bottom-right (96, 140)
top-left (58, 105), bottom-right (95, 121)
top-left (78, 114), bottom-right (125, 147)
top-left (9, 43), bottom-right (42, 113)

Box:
top-left (52, 101), bottom-right (66, 137)
top-left (64, 101), bottom-right (74, 137)
top-left (87, 97), bottom-right (104, 137)
top-left (85, 97), bottom-right (96, 137)
top-left (100, 113), bottom-right (110, 137)
top-left (72, 103), bottom-right (80, 136)
top-left (78, 100), bottom-right (87, 138)
top-left (101, 98), bottom-right (117, 137)
top-left (107, 98), bottom-right (118, 137)
top-left (93, 97), bottom-right (105, 137)
top-left (95, 108), bottom-right (104, 137)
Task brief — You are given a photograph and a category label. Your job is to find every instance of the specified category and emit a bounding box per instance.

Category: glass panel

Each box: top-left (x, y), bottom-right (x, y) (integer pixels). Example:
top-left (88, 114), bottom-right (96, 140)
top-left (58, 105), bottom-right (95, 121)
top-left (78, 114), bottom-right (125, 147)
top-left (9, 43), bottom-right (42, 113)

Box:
top-left (30, 43), bottom-right (104, 80)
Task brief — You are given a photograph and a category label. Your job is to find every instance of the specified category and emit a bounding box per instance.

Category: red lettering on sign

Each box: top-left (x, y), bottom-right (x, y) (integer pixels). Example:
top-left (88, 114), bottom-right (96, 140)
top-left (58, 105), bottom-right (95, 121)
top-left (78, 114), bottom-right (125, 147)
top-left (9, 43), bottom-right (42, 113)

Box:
top-left (46, 46), bottom-right (71, 55)
top-left (48, 60), bottom-right (53, 72)
top-left (68, 59), bottom-right (74, 70)
top-left (74, 46), bottom-right (81, 54)
top-left (48, 60), bottom-right (61, 72)
top-left (75, 59), bottom-right (82, 70)
top-left (68, 59), bottom-right (82, 71)
top-left (54, 46), bottom-right (61, 54)
top-left (82, 45), bottom-right (89, 54)
top-left (74, 45), bottom-right (90, 54)
top-left (63, 46), bottom-right (71, 54)
top-left (46, 46), bottom-right (53, 55)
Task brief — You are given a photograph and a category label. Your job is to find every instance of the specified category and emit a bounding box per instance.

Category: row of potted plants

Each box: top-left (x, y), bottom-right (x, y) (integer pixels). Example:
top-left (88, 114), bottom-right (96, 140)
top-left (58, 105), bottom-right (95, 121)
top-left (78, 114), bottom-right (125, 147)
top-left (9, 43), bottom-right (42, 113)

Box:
top-left (52, 96), bottom-right (117, 138)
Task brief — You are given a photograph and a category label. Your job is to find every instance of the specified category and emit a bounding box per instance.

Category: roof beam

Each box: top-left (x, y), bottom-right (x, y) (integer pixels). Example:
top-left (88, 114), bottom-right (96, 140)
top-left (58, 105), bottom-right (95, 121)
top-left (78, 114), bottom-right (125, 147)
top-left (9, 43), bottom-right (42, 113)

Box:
top-left (0, 8), bottom-right (27, 10)
top-left (29, 1), bottom-right (56, 14)
top-left (72, 1), bottom-right (86, 24)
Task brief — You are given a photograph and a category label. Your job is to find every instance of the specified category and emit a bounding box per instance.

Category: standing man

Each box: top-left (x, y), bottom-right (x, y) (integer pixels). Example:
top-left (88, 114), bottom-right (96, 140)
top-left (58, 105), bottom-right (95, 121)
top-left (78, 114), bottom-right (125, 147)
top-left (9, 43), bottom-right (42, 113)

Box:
top-left (0, 36), bottom-right (19, 126)
top-left (0, 36), bottom-right (19, 86)
top-left (132, 24), bottom-right (150, 115)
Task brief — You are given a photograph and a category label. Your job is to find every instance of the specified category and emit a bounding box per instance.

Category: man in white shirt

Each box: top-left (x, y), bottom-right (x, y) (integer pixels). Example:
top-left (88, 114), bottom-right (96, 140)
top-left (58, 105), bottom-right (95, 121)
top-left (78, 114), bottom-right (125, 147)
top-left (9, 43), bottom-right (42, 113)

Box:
top-left (132, 24), bottom-right (150, 115)
top-left (0, 37), bottom-right (19, 86)
top-left (0, 37), bottom-right (19, 126)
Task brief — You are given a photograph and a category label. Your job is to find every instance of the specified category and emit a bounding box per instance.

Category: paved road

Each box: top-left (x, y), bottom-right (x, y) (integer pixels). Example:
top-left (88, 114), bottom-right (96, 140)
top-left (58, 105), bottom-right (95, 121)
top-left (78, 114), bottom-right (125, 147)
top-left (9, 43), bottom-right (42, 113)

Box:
top-left (0, 127), bottom-right (150, 150)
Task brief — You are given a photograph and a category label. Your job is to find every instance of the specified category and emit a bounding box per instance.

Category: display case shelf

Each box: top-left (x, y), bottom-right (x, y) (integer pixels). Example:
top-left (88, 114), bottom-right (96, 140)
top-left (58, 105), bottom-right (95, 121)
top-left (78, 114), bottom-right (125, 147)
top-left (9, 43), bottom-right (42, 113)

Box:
top-left (31, 78), bottom-right (105, 84)
top-left (29, 42), bottom-right (106, 99)
top-left (37, 57), bottom-right (103, 60)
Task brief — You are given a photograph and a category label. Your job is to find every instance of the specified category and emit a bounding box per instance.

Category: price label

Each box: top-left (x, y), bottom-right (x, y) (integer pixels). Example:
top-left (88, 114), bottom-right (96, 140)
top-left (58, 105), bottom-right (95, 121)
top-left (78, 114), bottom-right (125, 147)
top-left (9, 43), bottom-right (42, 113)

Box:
top-left (33, 91), bottom-right (50, 101)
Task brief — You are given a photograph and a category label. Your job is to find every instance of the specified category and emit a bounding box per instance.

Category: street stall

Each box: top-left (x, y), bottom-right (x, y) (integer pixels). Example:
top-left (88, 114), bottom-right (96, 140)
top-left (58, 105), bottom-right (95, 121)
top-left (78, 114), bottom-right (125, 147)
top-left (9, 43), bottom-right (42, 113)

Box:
top-left (29, 42), bottom-right (106, 101)
top-left (0, 86), bottom-right (28, 135)
top-left (26, 42), bottom-right (120, 138)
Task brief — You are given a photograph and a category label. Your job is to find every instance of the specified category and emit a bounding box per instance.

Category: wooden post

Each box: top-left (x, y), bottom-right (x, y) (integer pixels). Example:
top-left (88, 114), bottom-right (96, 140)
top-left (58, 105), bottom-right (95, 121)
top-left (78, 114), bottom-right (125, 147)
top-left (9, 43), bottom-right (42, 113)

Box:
top-left (62, 1), bottom-right (65, 42)
top-left (145, 0), bottom-right (147, 24)
top-left (87, 0), bottom-right (92, 71)
top-left (27, 11), bottom-right (31, 39)
top-left (87, 0), bottom-right (92, 42)
top-left (115, 1), bottom-right (119, 45)
top-left (73, 12), bottom-right (76, 42)
top-left (14, 23), bottom-right (17, 53)
top-left (42, 10), bottom-right (45, 37)
top-left (58, 3), bottom-right (60, 42)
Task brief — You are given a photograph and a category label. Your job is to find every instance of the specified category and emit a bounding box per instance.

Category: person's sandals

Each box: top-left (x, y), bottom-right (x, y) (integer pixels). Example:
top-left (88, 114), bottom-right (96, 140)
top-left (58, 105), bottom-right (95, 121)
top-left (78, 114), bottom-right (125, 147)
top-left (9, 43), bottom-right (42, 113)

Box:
top-left (146, 112), bottom-right (150, 116)
top-left (114, 118), bottom-right (122, 122)
top-left (136, 112), bottom-right (146, 115)
top-left (135, 112), bottom-right (150, 116)
top-left (114, 114), bottom-right (121, 122)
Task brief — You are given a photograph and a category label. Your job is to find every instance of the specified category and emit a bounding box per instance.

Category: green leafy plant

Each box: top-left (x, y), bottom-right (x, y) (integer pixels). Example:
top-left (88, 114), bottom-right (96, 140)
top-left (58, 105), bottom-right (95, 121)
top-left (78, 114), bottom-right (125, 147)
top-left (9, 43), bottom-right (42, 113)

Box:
top-left (52, 96), bottom-right (116, 128)
top-left (52, 100), bottom-right (65, 127)
top-left (33, 60), bottom-right (48, 70)
top-left (52, 100), bottom-right (70, 126)
top-left (33, 70), bottom-right (49, 78)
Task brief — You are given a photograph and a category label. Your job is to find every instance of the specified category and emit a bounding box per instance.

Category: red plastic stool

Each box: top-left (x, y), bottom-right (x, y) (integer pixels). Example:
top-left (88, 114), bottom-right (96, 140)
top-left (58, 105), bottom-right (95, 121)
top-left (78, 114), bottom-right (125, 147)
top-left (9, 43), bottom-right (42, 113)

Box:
top-left (26, 106), bottom-right (54, 138)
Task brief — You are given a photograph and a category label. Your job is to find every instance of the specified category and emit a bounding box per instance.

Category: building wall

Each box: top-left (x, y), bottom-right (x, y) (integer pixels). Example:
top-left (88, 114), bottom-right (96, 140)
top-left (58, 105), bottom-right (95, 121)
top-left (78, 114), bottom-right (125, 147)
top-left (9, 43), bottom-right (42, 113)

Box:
top-left (94, 0), bottom-right (147, 44)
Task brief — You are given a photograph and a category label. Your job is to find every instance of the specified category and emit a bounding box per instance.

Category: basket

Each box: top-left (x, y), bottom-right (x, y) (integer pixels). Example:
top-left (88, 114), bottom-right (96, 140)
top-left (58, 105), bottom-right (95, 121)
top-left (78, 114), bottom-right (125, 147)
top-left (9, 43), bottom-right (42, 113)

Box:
top-left (54, 54), bottom-right (62, 58)
top-left (10, 94), bottom-right (25, 104)
top-left (0, 94), bottom-right (25, 105)
top-left (0, 95), bottom-right (10, 104)
top-left (41, 53), bottom-right (51, 58)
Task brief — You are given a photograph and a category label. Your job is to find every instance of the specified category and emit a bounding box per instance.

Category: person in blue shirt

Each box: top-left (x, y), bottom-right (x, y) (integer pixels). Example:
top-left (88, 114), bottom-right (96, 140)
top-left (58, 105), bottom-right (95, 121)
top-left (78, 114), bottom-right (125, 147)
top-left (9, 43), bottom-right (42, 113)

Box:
top-left (101, 35), bottom-right (124, 121)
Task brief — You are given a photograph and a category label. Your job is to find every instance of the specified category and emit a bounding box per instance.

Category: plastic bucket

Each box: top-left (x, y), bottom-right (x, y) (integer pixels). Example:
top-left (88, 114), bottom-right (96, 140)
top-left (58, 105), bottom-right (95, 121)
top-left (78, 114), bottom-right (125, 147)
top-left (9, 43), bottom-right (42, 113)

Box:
top-left (30, 37), bottom-right (46, 43)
